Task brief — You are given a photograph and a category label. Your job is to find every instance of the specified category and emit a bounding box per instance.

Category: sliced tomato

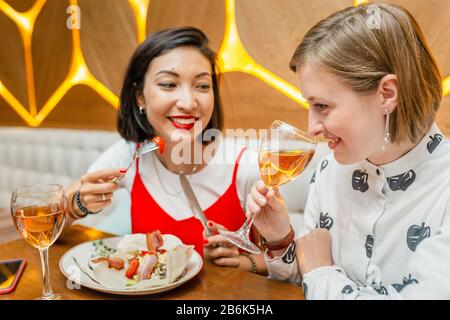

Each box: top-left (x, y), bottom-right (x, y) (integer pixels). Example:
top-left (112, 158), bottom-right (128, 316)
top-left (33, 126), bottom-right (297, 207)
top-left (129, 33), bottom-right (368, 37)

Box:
top-left (125, 258), bottom-right (139, 279)
top-left (140, 250), bottom-right (155, 256)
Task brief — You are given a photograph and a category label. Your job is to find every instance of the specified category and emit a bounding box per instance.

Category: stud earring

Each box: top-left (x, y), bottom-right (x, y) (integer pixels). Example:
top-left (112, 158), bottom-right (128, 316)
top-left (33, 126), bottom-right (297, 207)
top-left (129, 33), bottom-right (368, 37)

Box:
top-left (139, 106), bottom-right (145, 115)
top-left (382, 108), bottom-right (390, 151)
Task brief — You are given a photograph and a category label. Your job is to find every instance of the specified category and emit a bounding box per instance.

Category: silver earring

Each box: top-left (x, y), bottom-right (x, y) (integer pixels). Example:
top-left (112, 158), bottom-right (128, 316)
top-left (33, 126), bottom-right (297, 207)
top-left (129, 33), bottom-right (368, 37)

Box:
top-left (382, 108), bottom-right (390, 151)
top-left (139, 106), bottom-right (145, 115)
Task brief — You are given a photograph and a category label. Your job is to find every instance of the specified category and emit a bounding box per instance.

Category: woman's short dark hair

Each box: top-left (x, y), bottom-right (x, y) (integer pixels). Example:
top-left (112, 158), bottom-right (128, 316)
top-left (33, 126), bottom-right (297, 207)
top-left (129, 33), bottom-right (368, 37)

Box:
top-left (117, 26), bottom-right (223, 143)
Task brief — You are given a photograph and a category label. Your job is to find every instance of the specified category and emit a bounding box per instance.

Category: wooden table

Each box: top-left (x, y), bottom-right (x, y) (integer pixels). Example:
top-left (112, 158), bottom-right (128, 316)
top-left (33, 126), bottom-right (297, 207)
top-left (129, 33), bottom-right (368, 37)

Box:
top-left (0, 208), bottom-right (20, 244)
top-left (0, 224), bottom-right (304, 300)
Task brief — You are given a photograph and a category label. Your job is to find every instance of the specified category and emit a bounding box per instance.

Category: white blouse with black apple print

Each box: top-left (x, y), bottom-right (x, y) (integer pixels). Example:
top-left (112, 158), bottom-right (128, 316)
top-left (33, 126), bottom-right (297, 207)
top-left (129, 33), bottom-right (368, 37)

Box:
top-left (265, 123), bottom-right (450, 299)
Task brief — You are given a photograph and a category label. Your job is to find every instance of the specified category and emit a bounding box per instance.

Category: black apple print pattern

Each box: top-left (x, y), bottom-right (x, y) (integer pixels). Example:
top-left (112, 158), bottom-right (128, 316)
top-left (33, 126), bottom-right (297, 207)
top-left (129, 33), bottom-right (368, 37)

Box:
top-left (341, 285), bottom-right (354, 295)
top-left (310, 171), bottom-right (316, 184)
top-left (392, 274), bottom-right (418, 292)
top-left (282, 242), bottom-right (296, 264)
top-left (372, 282), bottom-right (388, 295)
top-left (365, 235), bottom-right (374, 258)
top-left (407, 222), bottom-right (431, 252)
top-left (352, 169), bottom-right (369, 192)
top-left (319, 212), bottom-right (334, 230)
top-left (320, 159), bottom-right (329, 172)
top-left (426, 134), bottom-right (443, 154)
top-left (387, 170), bottom-right (416, 191)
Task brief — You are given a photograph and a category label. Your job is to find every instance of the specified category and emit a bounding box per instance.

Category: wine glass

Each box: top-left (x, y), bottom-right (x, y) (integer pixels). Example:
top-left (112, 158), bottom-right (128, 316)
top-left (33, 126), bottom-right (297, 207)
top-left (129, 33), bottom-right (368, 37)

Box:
top-left (219, 120), bottom-right (317, 254)
top-left (11, 184), bottom-right (67, 300)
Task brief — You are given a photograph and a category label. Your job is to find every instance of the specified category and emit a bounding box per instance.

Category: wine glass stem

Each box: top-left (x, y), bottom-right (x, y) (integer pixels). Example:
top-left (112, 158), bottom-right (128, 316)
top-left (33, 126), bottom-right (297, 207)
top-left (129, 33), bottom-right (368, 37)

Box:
top-left (241, 216), bottom-right (254, 235)
top-left (38, 247), bottom-right (54, 299)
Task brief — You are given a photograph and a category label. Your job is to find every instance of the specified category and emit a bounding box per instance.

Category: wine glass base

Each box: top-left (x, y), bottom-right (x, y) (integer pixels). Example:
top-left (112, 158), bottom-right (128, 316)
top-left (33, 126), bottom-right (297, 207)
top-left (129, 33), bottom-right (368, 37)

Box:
top-left (35, 293), bottom-right (66, 300)
top-left (218, 229), bottom-right (261, 254)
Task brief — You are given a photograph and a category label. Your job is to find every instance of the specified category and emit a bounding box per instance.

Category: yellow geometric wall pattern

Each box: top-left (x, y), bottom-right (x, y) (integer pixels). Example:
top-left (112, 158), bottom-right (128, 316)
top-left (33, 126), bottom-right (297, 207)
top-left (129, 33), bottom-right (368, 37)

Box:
top-left (0, 0), bottom-right (448, 127)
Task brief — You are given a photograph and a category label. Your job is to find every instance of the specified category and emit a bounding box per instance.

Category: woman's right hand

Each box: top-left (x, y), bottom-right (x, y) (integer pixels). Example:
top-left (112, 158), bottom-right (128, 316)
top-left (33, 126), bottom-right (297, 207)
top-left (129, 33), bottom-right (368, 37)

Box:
top-left (246, 180), bottom-right (291, 243)
top-left (74, 169), bottom-right (123, 214)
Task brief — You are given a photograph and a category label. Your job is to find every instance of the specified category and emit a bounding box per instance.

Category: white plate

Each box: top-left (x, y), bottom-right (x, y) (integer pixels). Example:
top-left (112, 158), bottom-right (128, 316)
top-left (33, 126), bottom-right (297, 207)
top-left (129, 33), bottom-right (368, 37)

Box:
top-left (59, 236), bottom-right (203, 295)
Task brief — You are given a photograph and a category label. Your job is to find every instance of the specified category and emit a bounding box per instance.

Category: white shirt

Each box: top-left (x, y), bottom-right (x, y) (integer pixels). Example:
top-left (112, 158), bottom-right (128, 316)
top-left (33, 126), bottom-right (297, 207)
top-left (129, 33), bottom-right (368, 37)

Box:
top-left (266, 123), bottom-right (450, 299)
top-left (83, 138), bottom-right (260, 231)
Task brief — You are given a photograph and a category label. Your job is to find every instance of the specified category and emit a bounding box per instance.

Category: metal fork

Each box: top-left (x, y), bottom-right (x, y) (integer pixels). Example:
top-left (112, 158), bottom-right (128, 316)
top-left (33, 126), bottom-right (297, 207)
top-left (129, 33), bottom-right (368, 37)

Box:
top-left (71, 256), bottom-right (102, 285)
top-left (111, 141), bottom-right (159, 183)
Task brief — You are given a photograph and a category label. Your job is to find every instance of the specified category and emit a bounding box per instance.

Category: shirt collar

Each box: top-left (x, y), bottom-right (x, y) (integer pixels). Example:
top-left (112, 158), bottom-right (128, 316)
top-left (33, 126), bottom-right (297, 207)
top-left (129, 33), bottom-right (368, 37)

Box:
top-left (360, 123), bottom-right (442, 178)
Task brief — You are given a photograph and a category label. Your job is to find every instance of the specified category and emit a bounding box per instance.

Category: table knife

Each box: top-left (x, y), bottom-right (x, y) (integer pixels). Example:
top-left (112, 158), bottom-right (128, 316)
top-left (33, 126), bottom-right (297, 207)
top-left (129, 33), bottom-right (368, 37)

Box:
top-left (179, 172), bottom-right (214, 237)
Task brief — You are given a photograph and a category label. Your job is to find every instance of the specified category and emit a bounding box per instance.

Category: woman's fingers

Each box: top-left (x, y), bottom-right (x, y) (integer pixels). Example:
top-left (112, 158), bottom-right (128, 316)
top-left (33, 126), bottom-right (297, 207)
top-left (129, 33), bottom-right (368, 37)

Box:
top-left (80, 182), bottom-right (117, 196)
top-left (206, 220), bottom-right (227, 233)
top-left (204, 234), bottom-right (235, 248)
top-left (247, 194), bottom-right (261, 215)
top-left (207, 245), bottom-right (239, 259)
top-left (82, 192), bottom-right (114, 204)
top-left (212, 257), bottom-right (240, 268)
top-left (255, 180), bottom-right (269, 195)
top-left (265, 187), bottom-right (287, 213)
top-left (81, 169), bottom-right (123, 184)
top-left (86, 199), bottom-right (112, 212)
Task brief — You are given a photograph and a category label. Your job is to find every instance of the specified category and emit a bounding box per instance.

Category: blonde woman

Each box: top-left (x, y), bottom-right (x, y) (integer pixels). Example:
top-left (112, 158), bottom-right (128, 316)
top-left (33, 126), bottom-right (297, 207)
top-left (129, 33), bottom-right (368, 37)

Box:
top-left (247, 3), bottom-right (449, 299)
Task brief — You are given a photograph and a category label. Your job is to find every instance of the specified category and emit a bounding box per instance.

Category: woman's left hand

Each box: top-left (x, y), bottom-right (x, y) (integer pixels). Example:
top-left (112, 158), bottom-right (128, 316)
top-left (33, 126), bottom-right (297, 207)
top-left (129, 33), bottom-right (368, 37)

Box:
top-left (296, 228), bottom-right (333, 275)
top-left (203, 221), bottom-right (241, 268)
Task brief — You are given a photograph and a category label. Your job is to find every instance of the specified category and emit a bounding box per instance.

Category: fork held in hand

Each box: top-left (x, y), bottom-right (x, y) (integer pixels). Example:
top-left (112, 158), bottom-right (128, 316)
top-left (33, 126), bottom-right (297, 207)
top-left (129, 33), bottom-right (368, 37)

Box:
top-left (110, 141), bottom-right (159, 183)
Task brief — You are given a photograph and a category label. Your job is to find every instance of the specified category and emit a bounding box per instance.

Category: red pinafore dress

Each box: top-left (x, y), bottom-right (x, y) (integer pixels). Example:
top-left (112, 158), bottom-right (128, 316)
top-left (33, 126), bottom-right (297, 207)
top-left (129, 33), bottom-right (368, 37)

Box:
top-left (130, 148), bottom-right (247, 256)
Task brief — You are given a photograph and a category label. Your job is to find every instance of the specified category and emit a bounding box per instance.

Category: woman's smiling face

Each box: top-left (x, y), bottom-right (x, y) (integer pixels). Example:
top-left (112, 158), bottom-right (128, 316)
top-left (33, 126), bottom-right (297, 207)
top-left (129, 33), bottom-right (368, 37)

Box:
top-left (298, 63), bottom-right (386, 165)
top-left (137, 46), bottom-right (214, 145)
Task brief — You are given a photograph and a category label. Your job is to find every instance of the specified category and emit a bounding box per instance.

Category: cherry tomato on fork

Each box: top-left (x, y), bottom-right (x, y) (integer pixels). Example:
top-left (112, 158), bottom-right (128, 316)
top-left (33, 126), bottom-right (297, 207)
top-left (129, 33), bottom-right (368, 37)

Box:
top-left (152, 136), bottom-right (166, 154)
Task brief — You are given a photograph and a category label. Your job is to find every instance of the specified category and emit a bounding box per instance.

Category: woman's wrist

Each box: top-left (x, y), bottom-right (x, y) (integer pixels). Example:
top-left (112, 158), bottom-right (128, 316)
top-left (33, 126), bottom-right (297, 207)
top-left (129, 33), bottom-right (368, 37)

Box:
top-left (239, 252), bottom-right (258, 273)
top-left (67, 191), bottom-right (88, 219)
top-left (261, 225), bottom-right (294, 246)
top-left (67, 191), bottom-right (83, 219)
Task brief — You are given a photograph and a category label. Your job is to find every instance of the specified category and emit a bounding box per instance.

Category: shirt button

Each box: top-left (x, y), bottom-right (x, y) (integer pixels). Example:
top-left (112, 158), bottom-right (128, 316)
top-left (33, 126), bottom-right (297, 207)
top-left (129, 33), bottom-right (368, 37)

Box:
top-left (376, 169), bottom-right (381, 176)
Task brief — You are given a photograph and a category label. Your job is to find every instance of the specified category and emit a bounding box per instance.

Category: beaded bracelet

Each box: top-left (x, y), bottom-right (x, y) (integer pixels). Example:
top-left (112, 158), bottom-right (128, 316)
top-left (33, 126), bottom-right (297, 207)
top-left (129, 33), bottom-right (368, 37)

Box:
top-left (67, 191), bottom-right (86, 219)
top-left (240, 252), bottom-right (257, 273)
top-left (75, 190), bottom-right (101, 216)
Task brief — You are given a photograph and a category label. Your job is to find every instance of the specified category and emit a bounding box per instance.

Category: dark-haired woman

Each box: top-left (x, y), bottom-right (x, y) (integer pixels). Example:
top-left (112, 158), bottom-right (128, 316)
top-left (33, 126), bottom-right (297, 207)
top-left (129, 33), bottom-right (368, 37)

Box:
top-left (64, 27), bottom-right (265, 274)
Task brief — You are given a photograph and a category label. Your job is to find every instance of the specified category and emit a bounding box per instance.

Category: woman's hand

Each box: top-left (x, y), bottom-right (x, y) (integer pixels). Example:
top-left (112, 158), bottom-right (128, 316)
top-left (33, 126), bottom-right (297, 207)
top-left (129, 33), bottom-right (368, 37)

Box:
top-left (74, 169), bottom-right (123, 214)
top-left (296, 228), bottom-right (333, 275)
top-left (203, 221), bottom-right (242, 268)
top-left (246, 180), bottom-right (291, 243)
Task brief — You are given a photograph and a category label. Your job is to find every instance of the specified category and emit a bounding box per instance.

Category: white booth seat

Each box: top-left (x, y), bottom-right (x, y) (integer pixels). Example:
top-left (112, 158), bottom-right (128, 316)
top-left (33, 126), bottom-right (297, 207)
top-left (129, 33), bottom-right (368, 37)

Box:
top-left (0, 127), bottom-right (126, 242)
top-left (0, 127), bottom-right (330, 240)
top-left (0, 127), bottom-right (121, 206)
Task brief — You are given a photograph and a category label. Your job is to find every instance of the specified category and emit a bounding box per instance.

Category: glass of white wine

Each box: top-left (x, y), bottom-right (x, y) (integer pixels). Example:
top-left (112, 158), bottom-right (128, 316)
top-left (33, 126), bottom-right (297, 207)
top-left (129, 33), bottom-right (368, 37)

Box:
top-left (219, 120), bottom-right (317, 254)
top-left (11, 184), bottom-right (67, 300)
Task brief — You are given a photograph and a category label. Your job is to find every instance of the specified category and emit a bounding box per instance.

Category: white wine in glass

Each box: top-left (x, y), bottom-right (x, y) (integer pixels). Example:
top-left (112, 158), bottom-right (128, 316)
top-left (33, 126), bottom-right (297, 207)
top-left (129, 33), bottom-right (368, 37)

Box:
top-left (219, 120), bottom-right (317, 254)
top-left (259, 150), bottom-right (315, 187)
top-left (11, 184), bottom-right (67, 300)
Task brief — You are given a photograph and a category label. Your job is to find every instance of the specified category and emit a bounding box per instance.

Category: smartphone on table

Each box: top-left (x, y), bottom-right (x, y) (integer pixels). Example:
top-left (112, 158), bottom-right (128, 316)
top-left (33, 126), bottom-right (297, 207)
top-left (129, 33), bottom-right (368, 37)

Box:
top-left (0, 259), bottom-right (27, 295)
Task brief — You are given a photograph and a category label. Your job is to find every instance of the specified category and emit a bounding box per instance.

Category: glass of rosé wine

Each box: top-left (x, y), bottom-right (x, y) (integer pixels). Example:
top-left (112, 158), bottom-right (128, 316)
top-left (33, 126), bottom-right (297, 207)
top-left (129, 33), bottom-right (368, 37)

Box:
top-left (11, 184), bottom-right (67, 300)
top-left (219, 120), bottom-right (317, 254)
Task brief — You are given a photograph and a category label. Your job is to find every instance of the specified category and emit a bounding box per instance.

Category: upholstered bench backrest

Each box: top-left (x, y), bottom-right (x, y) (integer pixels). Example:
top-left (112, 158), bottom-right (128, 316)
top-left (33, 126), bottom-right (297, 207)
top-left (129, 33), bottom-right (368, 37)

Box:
top-left (0, 127), bottom-right (121, 207)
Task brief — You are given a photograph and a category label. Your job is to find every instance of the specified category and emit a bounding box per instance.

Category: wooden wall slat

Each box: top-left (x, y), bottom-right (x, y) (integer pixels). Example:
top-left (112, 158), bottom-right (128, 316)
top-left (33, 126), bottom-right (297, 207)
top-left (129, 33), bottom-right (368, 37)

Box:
top-left (0, 12), bottom-right (28, 107)
top-left (79, 0), bottom-right (137, 95)
top-left (0, 0), bottom-right (448, 135)
top-left (33, 0), bottom-right (72, 110)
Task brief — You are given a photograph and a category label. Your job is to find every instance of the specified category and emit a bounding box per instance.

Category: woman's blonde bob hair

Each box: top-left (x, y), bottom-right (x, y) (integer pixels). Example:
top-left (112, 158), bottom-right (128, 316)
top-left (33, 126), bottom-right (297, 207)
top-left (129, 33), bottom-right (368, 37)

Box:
top-left (290, 2), bottom-right (442, 144)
